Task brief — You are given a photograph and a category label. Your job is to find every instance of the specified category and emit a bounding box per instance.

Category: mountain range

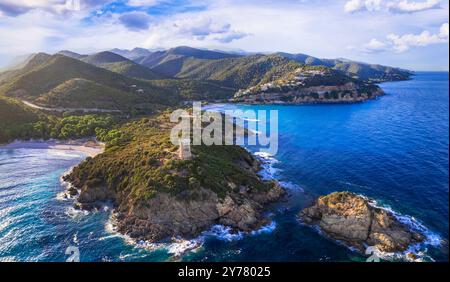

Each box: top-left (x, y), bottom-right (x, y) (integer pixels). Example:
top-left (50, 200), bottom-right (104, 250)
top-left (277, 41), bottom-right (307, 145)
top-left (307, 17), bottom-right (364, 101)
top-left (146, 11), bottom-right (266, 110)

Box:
top-left (112, 46), bottom-right (412, 82)
top-left (0, 46), bottom-right (412, 117)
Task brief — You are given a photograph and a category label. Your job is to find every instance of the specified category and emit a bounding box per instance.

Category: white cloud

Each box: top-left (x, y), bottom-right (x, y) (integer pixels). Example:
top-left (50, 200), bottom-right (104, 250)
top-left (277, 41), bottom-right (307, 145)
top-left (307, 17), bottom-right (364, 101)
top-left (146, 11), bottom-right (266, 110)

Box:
top-left (388, 0), bottom-right (441, 13)
top-left (387, 24), bottom-right (449, 52)
top-left (0, 0), bottom-right (448, 70)
top-left (0, 0), bottom-right (67, 15)
top-left (439, 22), bottom-right (449, 38)
top-left (344, 0), bottom-right (442, 13)
top-left (365, 38), bottom-right (388, 51)
top-left (345, 0), bottom-right (364, 12)
top-left (143, 15), bottom-right (248, 47)
top-left (0, 0), bottom-right (112, 16)
top-left (356, 22), bottom-right (449, 53)
top-left (127, 0), bottom-right (160, 7)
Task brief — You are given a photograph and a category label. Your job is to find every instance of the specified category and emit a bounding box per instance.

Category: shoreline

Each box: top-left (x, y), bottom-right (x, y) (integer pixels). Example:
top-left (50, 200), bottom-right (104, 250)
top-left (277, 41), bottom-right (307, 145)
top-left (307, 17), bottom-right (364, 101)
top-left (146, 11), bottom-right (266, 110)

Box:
top-left (0, 139), bottom-right (105, 157)
top-left (59, 137), bottom-right (286, 254)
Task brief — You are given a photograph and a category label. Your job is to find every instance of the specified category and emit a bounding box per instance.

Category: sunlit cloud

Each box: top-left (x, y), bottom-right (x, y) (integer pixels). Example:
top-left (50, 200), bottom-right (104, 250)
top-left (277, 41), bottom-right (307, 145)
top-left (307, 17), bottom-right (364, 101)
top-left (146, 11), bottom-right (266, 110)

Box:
top-left (353, 23), bottom-right (449, 53)
top-left (344, 0), bottom-right (442, 13)
top-left (0, 0), bottom-right (448, 70)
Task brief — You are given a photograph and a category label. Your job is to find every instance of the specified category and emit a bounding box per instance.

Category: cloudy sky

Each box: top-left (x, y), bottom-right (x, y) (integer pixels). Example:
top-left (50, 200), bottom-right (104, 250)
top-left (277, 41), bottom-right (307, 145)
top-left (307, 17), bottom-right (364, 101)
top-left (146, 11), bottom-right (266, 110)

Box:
top-left (0, 0), bottom-right (448, 70)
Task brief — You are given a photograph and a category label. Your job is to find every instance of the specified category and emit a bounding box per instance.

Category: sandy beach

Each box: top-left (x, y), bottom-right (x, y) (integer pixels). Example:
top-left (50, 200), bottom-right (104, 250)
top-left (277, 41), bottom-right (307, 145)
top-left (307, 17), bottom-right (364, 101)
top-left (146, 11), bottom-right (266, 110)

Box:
top-left (0, 139), bottom-right (105, 157)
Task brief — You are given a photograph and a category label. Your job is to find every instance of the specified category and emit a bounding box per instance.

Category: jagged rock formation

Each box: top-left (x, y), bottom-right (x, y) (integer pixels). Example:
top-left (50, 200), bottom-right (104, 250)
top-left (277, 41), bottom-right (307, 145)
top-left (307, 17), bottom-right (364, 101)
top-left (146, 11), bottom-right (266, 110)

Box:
top-left (299, 192), bottom-right (425, 252)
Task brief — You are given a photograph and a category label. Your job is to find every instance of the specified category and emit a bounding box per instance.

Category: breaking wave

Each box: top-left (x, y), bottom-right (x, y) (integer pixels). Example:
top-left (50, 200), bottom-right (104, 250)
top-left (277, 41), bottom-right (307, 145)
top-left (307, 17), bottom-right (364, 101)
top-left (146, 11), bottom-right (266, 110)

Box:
top-left (104, 213), bottom-right (277, 259)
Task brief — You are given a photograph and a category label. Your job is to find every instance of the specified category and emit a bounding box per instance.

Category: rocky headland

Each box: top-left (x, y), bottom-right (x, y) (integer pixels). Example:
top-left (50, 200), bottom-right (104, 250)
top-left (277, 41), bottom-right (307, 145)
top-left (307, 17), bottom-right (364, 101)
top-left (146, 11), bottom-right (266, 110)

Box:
top-left (232, 66), bottom-right (384, 104)
top-left (299, 191), bottom-right (425, 253)
top-left (63, 116), bottom-right (285, 242)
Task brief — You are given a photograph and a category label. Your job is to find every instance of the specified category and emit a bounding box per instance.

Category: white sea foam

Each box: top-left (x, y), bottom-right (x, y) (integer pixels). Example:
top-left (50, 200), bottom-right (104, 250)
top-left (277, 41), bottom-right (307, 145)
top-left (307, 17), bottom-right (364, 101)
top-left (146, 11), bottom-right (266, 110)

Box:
top-left (201, 225), bottom-right (245, 241)
top-left (251, 221), bottom-right (277, 235)
top-left (362, 196), bottom-right (443, 261)
top-left (254, 151), bottom-right (281, 180)
top-left (65, 206), bottom-right (90, 218)
top-left (278, 181), bottom-right (304, 191)
top-left (104, 211), bottom-right (278, 259)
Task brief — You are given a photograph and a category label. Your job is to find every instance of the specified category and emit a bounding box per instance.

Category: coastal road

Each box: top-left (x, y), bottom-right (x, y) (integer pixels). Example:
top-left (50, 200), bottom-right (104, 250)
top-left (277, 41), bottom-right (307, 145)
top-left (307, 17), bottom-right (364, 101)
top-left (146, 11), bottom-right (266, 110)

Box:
top-left (21, 100), bottom-right (122, 113)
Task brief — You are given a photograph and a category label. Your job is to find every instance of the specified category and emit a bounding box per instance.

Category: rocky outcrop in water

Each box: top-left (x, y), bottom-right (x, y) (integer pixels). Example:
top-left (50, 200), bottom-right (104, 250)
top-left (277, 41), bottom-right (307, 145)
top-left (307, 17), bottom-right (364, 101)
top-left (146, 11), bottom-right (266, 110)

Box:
top-left (299, 192), bottom-right (425, 252)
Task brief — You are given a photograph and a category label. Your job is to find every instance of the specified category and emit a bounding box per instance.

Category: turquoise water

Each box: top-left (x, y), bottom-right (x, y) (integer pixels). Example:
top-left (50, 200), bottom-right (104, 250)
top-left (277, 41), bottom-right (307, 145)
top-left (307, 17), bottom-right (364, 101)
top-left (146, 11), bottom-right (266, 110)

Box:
top-left (0, 72), bottom-right (448, 261)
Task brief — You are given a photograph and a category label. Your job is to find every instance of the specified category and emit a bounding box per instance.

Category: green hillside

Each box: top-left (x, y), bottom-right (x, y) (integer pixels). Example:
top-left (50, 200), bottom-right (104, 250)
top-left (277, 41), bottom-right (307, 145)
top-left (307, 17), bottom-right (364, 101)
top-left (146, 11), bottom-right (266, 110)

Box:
top-left (35, 78), bottom-right (145, 110)
top-left (175, 55), bottom-right (301, 89)
top-left (110, 47), bottom-right (153, 60)
top-left (0, 55), bottom-right (180, 109)
top-left (0, 55), bottom-right (133, 98)
top-left (0, 54), bottom-right (239, 114)
top-left (57, 50), bottom-right (87, 59)
top-left (233, 65), bottom-right (383, 104)
top-left (99, 61), bottom-right (166, 80)
top-left (0, 53), bottom-right (52, 85)
top-left (135, 46), bottom-right (240, 70)
top-left (0, 96), bottom-right (41, 143)
top-left (0, 96), bottom-right (39, 126)
top-left (148, 79), bottom-right (234, 101)
top-left (276, 52), bottom-right (412, 82)
top-left (148, 56), bottom-right (206, 77)
top-left (82, 51), bottom-right (129, 65)
top-left (81, 51), bottom-right (165, 80)
top-left (129, 47), bottom-right (411, 83)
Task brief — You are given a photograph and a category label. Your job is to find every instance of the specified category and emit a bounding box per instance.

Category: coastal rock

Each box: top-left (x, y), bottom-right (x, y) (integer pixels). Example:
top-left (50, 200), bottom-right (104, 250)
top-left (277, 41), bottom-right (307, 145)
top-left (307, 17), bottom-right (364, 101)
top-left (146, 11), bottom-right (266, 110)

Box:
top-left (115, 184), bottom-right (284, 242)
top-left (299, 191), bottom-right (425, 252)
top-left (67, 186), bottom-right (78, 196)
top-left (77, 184), bottom-right (112, 203)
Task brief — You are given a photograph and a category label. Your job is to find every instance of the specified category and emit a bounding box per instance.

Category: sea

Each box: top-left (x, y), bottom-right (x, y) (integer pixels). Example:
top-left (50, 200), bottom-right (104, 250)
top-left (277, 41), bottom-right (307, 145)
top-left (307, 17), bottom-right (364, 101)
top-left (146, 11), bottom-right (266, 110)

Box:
top-left (0, 72), bottom-right (448, 262)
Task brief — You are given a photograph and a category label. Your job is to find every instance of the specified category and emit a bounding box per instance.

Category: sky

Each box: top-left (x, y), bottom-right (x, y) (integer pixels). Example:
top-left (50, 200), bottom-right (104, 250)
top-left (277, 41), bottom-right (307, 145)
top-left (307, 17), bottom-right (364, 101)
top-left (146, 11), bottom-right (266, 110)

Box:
top-left (0, 0), bottom-right (448, 71)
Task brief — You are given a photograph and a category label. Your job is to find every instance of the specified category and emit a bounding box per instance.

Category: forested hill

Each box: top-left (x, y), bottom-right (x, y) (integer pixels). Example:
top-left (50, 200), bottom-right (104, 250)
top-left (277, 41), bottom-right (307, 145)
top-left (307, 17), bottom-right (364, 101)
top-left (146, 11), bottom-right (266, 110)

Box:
top-left (109, 46), bottom-right (411, 83)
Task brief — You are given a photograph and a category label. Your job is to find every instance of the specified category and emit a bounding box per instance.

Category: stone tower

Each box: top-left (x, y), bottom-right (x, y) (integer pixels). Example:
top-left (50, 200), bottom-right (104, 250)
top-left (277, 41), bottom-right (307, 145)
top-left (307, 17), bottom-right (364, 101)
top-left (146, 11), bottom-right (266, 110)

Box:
top-left (179, 138), bottom-right (191, 160)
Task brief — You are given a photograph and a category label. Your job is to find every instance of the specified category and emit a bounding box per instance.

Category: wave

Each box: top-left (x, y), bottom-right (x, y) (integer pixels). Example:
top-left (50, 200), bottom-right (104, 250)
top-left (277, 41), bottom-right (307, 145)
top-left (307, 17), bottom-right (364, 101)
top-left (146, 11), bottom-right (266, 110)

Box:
top-left (253, 151), bottom-right (304, 193)
top-left (278, 181), bottom-right (304, 192)
top-left (104, 212), bottom-right (277, 259)
top-left (254, 151), bottom-right (281, 181)
top-left (362, 196), bottom-right (444, 262)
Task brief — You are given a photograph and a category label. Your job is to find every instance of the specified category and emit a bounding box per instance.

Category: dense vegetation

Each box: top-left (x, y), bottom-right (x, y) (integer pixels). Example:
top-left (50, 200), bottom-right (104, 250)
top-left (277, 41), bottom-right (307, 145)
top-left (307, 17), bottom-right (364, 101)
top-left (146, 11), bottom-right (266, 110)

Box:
top-left (148, 79), bottom-right (234, 101)
top-left (80, 51), bottom-right (166, 80)
top-left (0, 54), bottom-right (235, 114)
top-left (35, 78), bottom-right (142, 109)
top-left (0, 46), bottom-right (411, 145)
top-left (0, 102), bottom-right (118, 144)
top-left (175, 55), bottom-right (302, 89)
top-left (276, 52), bottom-right (412, 82)
top-left (67, 113), bottom-right (272, 203)
top-left (133, 46), bottom-right (240, 69)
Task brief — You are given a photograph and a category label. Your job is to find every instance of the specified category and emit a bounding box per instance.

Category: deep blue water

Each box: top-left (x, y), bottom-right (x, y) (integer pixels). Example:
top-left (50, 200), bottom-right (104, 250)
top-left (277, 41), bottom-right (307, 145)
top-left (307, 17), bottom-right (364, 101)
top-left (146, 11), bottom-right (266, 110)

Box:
top-left (0, 72), bottom-right (448, 261)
